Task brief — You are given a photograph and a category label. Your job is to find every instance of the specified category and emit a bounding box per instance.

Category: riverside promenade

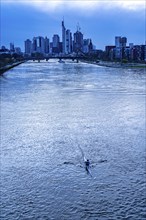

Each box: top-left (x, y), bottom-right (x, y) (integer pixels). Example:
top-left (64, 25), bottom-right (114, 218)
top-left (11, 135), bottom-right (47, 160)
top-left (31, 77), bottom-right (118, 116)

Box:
top-left (82, 60), bottom-right (146, 68)
top-left (0, 60), bottom-right (145, 76)
top-left (0, 61), bottom-right (25, 75)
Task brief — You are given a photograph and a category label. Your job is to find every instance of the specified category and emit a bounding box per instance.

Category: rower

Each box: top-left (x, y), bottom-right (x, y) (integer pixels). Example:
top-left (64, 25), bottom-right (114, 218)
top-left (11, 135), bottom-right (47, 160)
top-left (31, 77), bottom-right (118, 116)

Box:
top-left (85, 159), bottom-right (90, 167)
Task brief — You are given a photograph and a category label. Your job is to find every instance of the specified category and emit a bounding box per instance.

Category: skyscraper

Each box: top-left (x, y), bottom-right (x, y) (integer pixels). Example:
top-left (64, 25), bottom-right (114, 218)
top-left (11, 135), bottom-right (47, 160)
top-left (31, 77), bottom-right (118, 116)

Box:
top-left (32, 37), bottom-right (37, 52)
top-left (44, 37), bottom-right (50, 54)
top-left (52, 34), bottom-right (60, 54)
top-left (32, 36), bottom-right (45, 54)
top-left (115, 36), bottom-right (127, 60)
top-left (73, 30), bottom-right (83, 53)
top-left (10, 43), bottom-right (15, 52)
top-left (115, 36), bottom-right (121, 48)
top-left (66, 29), bottom-right (72, 54)
top-left (121, 37), bottom-right (127, 47)
top-left (62, 20), bottom-right (66, 54)
top-left (25, 39), bottom-right (32, 55)
top-left (115, 36), bottom-right (127, 48)
top-left (53, 35), bottom-right (60, 48)
top-left (83, 39), bottom-right (93, 53)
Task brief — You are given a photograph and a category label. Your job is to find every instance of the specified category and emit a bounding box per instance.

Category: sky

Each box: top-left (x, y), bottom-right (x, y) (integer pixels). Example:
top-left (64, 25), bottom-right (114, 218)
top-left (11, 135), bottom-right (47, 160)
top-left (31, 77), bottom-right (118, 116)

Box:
top-left (0, 0), bottom-right (146, 51)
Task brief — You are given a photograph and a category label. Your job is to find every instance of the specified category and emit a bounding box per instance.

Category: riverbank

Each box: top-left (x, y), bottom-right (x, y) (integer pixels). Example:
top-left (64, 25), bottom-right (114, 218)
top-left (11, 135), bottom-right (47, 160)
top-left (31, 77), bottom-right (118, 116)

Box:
top-left (82, 60), bottom-right (146, 69)
top-left (0, 61), bottom-right (25, 75)
top-left (99, 61), bottom-right (146, 68)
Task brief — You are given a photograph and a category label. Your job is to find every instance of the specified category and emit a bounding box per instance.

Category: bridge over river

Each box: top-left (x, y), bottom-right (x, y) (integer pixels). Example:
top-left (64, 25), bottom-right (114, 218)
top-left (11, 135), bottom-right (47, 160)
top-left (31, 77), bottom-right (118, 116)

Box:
top-left (25, 55), bottom-right (88, 62)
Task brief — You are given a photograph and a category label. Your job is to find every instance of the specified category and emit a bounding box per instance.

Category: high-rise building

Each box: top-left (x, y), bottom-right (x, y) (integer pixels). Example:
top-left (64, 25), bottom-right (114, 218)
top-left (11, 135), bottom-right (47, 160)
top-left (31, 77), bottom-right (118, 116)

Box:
top-left (121, 37), bottom-right (127, 47)
top-left (73, 30), bottom-right (83, 53)
top-left (25, 39), bottom-right (32, 54)
top-left (49, 42), bottom-right (53, 54)
top-left (115, 36), bottom-right (127, 60)
top-left (32, 36), bottom-right (45, 54)
top-left (83, 39), bottom-right (90, 53)
top-left (62, 20), bottom-right (73, 54)
top-left (38, 36), bottom-right (45, 54)
top-left (115, 36), bottom-right (121, 47)
top-left (83, 39), bottom-right (93, 53)
top-left (115, 36), bottom-right (127, 48)
top-left (10, 43), bottom-right (15, 52)
top-left (53, 35), bottom-right (60, 48)
top-left (66, 29), bottom-right (72, 54)
top-left (44, 37), bottom-right (50, 54)
top-left (32, 37), bottom-right (37, 52)
top-left (62, 20), bottom-right (66, 54)
top-left (52, 34), bottom-right (60, 54)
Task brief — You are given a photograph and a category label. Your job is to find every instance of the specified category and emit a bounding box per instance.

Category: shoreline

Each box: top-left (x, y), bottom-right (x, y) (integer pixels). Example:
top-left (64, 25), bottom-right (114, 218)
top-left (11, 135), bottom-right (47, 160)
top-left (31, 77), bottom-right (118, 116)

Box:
top-left (81, 60), bottom-right (146, 69)
top-left (0, 60), bottom-right (145, 75)
top-left (0, 61), bottom-right (25, 75)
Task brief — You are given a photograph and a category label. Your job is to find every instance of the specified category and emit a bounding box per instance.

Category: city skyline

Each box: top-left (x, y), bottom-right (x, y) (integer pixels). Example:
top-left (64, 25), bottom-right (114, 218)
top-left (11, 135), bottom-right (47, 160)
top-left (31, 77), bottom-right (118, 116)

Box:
top-left (1, 0), bottom-right (145, 50)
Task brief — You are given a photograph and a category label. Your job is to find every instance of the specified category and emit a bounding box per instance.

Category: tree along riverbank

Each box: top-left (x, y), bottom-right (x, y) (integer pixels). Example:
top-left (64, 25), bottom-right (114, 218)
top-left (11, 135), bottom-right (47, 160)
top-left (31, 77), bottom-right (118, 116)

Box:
top-left (0, 61), bottom-right (25, 75)
top-left (0, 52), bottom-right (25, 75)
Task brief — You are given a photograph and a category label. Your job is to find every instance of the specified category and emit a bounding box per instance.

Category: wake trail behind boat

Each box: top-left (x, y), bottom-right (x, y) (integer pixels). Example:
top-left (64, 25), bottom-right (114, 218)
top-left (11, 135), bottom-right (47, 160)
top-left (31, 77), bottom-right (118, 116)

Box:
top-left (78, 145), bottom-right (85, 160)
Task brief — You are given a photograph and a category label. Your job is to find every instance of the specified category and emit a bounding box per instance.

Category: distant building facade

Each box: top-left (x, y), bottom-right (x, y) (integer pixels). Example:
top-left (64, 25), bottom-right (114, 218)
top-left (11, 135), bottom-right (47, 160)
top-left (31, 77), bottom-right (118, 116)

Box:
top-left (25, 36), bottom-right (50, 55)
top-left (66, 29), bottom-right (72, 54)
top-left (33, 36), bottom-right (45, 54)
top-left (20, 23), bottom-right (146, 62)
top-left (73, 30), bottom-right (83, 53)
top-left (104, 36), bottom-right (146, 62)
top-left (52, 34), bottom-right (60, 54)
top-left (44, 37), bottom-right (50, 54)
top-left (62, 20), bottom-right (66, 54)
top-left (25, 39), bottom-right (32, 55)
top-left (61, 21), bottom-right (73, 54)
top-left (10, 43), bottom-right (15, 52)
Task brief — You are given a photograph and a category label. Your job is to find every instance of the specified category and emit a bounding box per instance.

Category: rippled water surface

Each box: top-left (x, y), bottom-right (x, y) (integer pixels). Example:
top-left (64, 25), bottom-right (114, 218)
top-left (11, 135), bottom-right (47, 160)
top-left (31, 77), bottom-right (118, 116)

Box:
top-left (1, 60), bottom-right (146, 220)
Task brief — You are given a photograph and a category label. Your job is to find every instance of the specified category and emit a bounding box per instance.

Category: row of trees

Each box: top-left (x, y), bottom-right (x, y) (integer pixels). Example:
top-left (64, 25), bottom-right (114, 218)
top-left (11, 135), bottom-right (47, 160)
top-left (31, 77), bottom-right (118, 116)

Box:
top-left (0, 53), bottom-right (24, 68)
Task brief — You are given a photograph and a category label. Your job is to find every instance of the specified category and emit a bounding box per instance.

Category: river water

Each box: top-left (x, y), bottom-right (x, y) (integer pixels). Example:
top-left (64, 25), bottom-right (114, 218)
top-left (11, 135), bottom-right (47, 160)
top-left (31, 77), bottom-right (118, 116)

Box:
top-left (0, 60), bottom-right (146, 220)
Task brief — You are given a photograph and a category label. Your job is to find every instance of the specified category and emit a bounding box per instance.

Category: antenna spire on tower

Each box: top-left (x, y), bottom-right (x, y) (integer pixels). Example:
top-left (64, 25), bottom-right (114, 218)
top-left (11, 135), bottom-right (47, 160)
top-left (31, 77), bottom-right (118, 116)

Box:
top-left (77, 22), bottom-right (81, 32)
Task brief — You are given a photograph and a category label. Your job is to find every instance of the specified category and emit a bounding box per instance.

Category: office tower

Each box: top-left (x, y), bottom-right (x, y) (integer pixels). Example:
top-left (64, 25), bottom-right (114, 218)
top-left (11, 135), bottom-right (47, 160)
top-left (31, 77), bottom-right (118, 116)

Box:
top-left (66, 29), bottom-right (72, 54)
top-left (52, 34), bottom-right (60, 53)
top-left (83, 39), bottom-right (90, 53)
top-left (62, 20), bottom-right (66, 54)
top-left (32, 37), bottom-right (37, 52)
top-left (10, 43), bottom-right (15, 52)
top-left (25, 39), bottom-right (32, 54)
top-left (62, 20), bottom-right (73, 54)
top-left (32, 36), bottom-right (45, 54)
top-left (44, 37), bottom-right (50, 54)
top-left (89, 39), bottom-right (93, 52)
top-left (73, 29), bottom-right (83, 53)
top-left (115, 36), bottom-right (127, 48)
top-left (115, 36), bottom-right (127, 60)
top-left (38, 36), bottom-right (45, 54)
top-left (49, 42), bottom-right (53, 54)
top-left (53, 35), bottom-right (60, 48)
top-left (115, 36), bottom-right (122, 59)
top-left (121, 37), bottom-right (127, 47)
top-left (115, 36), bottom-right (121, 48)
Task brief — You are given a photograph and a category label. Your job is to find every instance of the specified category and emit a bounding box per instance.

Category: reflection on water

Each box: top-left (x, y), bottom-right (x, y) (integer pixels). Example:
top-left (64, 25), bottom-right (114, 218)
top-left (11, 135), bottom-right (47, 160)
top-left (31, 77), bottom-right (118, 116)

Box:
top-left (1, 60), bottom-right (146, 219)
